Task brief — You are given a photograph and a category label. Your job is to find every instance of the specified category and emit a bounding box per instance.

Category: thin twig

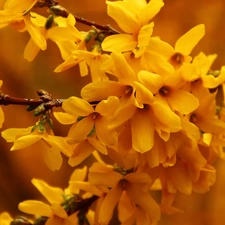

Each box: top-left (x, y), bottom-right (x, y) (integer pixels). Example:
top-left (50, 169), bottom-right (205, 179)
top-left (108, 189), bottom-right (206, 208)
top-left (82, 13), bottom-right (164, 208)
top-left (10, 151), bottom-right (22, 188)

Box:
top-left (0, 90), bottom-right (63, 109)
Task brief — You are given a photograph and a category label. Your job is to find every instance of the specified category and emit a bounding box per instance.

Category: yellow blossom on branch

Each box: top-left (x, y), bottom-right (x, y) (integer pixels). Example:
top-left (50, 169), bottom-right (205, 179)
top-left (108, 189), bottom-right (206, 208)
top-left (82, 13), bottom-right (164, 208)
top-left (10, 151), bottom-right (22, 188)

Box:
top-left (1, 123), bottom-right (73, 171)
top-left (102, 0), bottom-right (164, 57)
top-left (88, 162), bottom-right (160, 225)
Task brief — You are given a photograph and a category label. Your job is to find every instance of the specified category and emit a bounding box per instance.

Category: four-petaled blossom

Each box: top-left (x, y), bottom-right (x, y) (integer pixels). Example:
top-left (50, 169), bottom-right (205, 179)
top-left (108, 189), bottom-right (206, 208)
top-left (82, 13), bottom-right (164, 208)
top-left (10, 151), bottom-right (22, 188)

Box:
top-left (88, 162), bottom-right (160, 225)
top-left (102, 0), bottom-right (164, 57)
top-left (18, 178), bottom-right (94, 225)
top-left (1, 124), bottom-right (73, 171)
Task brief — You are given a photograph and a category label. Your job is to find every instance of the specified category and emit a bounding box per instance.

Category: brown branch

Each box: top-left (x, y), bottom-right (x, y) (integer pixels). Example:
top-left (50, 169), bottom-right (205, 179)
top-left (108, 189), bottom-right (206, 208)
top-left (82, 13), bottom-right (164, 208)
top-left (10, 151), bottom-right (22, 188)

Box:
top-left (0, 90), bottom-right (63, 110)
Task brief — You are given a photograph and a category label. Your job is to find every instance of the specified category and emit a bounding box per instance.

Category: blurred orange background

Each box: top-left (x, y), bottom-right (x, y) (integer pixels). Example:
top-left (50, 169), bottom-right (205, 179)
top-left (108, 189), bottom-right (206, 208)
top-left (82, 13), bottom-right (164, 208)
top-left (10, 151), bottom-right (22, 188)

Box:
top-left (0, 0), bottom-right (225, 224)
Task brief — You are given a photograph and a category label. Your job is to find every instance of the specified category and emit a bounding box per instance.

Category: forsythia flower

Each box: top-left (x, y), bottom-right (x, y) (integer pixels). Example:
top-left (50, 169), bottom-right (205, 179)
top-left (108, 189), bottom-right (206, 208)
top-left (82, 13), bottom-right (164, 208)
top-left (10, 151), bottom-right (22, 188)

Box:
top-left (88, 162), bottom-right (160, 225)
top-left (19, 167), bottom-right (95, 225)
top-left (102, 0), bottom-right (164, 57)
top-left (1, 123), bottom-right (73, 171)
top-left (18, 179), bottom-right (81, 225)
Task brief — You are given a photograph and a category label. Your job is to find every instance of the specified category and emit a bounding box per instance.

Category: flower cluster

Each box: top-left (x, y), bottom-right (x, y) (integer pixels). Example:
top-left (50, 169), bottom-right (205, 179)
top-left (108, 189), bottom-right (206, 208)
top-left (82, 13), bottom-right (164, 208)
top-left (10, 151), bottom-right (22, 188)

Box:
top-left (1, 0), bottom-right (225, 224)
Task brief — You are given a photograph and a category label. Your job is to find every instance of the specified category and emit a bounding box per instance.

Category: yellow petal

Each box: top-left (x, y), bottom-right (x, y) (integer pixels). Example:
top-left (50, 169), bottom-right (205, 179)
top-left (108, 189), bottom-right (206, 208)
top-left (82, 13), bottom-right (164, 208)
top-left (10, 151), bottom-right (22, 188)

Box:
top-left (106, 1), bottom-right (140, 33)
top-left (1, 127), bottom-right (32, 142)
top-left (139, 0), bottom-right (164, 25)
top-left (40, 141), bottom-right (63, 171)
top-left (24, 14), bottom-right (46, 50)
top-left (95, 117), bottom-right (117, 146)
top-left (81, 81), bottom-right (126, 102)
top-left (11, 134), bottom-right (42, 150)
top-left (18, 200), bottom-right (52, 217)
top-left (99, 186), bottom-right (123, 225)
top-left (44, 135), bottom-right (73, 157)
top-left (54, 54), bottom-right (81, 73)
top-left (55, 41), bottom-right (77, 61)
top-left (24, 37), bottom-right (40, 61)
top-left (134, 81), bottom-right (154, 105)
top-left (111, 52), bottom-right (136, 85)
top-left (102, 34), bottom-right (137, 52)
top-left (175, 24), bottom-right (205, 55)
top-left (126, 185), bottom-right (160, 221)
top-left (138, 70), bottom-right (164, 94)
top-left (125, 172), bottom-right (152, 187)
top-left (0, 106), bottom-right (4, 128)
top-left (31, 179), bottom-right (64, 204)
top-left (137, 23), bottom-right (154, 48)
top-left (168, 161), bottom-right (192, 194)
top-left (152, 102), bottom-right (181, 133)
top-left (108, 104), bottom-right (136, 130)
top-left (202, 66), bottom-right (225, 88)
top-left (131, 108), bottom-right (154, 153)
top-left (88, 137), bottom-right (108, 155)
top-left (168, 90), bottom-right (199, 114)
top-left (4, 0), bottom-right (38, 12)
top-left (0, 212), bottom-right (13, 224)
top-left (70, 181), bottom-right (102, 196)
top-left (96, 96), bottom-right (119, 117)
top-left (89, 170), bottom-right (122, 187)
top-left (63, 96), bottom-right (93, 116)
top-left (68, 140), bottom-right (95, 167)
top-left (181, 119), bottom-right (200, 141)
top-left (53, 112), bottom-right (77, 124)
top-left (68, 116), bottom-right (94, 142)
top-left (51, 204), bottom-right (68, 218)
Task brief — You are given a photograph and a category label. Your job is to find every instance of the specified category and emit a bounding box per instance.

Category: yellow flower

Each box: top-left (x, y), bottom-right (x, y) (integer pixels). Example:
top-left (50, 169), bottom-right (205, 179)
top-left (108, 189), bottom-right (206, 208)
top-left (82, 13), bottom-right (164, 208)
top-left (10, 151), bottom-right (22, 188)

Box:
top-left (0, 80), bottom-right (4, 128)
top-left (61, 96), bottom-right (119, 146)
top-left (89, 162), bottom-right (160, 225)
top-left (19, 175), bottom-right (95, 225)
top-left (24, 13), bottom-right (83, 61)
top-left (18, 179), bottom-right (79, 225)
top-left (137, 70), bottom-right (199, 114)
top-left (168, 24), bottom-right (205, 69)
top-left (102, 0), bottom-right (164, 57)
top-left (1, 123), bottom-right (73, 171)
top-left (189, 87), bottom-right (225, 134)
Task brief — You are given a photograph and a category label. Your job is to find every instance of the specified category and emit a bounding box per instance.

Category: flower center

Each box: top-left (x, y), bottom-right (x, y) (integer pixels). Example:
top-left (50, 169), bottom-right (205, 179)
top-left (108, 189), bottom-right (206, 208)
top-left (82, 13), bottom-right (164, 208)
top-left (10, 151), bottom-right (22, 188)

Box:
top-left (119, 179), bottom-right (129, 190)
top-left (170, 52), bottom-right (185, 67)
top-left (159, 86), bottom-right (171, 97)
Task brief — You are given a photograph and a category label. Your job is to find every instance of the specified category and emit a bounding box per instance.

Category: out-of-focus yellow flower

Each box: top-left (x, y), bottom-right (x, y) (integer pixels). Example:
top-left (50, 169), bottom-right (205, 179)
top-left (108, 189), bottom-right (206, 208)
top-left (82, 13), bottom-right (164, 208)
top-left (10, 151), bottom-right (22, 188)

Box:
top-left (0, 80), bottom-right (4, 128)
top-left (1, 124), bottom-right (73, 171)
top-left (89, 162), bottom-right (160, 225)
top-left (102, 0), bottom-right (164, 57)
